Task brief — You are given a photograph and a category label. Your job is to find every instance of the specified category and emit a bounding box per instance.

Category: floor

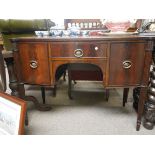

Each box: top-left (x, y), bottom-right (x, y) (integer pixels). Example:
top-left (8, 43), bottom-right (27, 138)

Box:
top-left (14, 78), bottom-right (155, 135)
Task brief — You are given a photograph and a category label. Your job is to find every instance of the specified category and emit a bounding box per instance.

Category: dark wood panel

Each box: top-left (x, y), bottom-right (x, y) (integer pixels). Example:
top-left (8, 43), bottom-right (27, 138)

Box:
top-left (68, 63), bottom-right (103, 81)
top-left (70, 70), bottom-right (103, 81)
top-left (109, 42), bottom-right (145, 86)
top-left (18, 43), bottom-right (51, 85)
top-left (50, 42), bottom-right (107, 58)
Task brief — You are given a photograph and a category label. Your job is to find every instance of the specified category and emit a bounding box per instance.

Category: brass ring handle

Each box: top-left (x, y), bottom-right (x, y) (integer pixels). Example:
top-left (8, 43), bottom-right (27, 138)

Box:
top-left (122, 60), bottom-right (132, 69)
top-left (30, 60), bottom-right (38, 69)
top-left (74, 49), bottom-right (83, 58)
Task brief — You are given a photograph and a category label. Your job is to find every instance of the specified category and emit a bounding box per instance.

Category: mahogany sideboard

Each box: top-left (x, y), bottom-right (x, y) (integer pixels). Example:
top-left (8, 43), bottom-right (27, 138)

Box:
top-left (10, 35), bottom-right (155, 131)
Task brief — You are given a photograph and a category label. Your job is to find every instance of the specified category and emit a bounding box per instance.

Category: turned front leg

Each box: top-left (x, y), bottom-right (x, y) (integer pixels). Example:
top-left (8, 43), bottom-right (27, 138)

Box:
top-left (4, 57), bottom-right (19, 96)
top-left (143, 66), bottom-right (155, 129)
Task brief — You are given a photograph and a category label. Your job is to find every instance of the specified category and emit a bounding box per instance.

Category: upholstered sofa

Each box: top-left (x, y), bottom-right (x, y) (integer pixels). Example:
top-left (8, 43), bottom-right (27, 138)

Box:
top-left (0, 19), bottom-right (55, 53)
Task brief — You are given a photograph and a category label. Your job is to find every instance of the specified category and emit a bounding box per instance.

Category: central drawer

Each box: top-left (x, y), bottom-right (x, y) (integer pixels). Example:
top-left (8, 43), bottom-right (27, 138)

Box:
top-left (50, 42), bottom-right (107, 58)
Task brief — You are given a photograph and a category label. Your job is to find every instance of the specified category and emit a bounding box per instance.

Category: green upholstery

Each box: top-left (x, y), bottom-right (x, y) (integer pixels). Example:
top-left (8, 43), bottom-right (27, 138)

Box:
top-left (0, 19), bottom-right (55, 51)
top-left (2, 33), bottom-right (35, 51)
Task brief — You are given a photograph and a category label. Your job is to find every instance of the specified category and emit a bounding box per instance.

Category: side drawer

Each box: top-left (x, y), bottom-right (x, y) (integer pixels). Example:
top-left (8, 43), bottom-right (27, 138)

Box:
top-left (17, 42), bottom-right (51, 85)
top-left (50, 42), bottom-right (107, 58)
top-left (108, 42), bottom-right (146, 86)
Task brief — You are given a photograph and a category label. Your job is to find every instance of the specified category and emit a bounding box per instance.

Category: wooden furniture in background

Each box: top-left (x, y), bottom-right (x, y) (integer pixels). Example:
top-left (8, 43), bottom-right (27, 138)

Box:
top-left (143, 46), bottom-right (155, 130)
top-left (64, 19), bottom-right (105, 30)
top-left (10, 35), bottom-right (154, 131)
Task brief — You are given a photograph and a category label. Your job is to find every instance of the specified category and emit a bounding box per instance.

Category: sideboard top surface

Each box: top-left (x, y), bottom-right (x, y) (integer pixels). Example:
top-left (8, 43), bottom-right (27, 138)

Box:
top-left (10, 35), bottom-right (155, 42)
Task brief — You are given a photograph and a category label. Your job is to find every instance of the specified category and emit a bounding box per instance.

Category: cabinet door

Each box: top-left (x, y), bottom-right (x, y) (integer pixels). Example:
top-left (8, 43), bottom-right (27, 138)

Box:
top-left (109, 42), bottom-right (145, 86)
top-left (18, 43), bottom-right (51, 85)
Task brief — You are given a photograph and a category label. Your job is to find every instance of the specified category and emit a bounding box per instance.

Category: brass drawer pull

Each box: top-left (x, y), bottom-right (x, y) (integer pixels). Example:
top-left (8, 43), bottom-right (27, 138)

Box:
top-left (123, 60), bottom-right (132, 69)
top-left (74, 49), bottom-right (83, 58)
top-left (30, 60), bottom-right (38, 69)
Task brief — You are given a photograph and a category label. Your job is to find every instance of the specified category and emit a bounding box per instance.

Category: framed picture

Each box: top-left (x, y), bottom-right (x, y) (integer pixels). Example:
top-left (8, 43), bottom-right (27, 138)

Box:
top-left (0, 92), bottom-right (26, 135)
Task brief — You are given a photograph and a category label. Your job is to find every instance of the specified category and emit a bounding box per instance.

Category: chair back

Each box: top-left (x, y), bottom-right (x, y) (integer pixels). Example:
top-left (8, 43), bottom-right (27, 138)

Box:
top-left (64, 19), bottom-right (104, 30)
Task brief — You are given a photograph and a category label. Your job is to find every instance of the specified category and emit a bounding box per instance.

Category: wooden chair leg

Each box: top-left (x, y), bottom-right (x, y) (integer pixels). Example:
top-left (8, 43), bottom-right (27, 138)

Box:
top-left (73, 80), bottom-right (77, 84)
top-left (105, 89), bottom-right (109, 101)
top-left (41, 86), bottom-right (46, 104)
top-left (53, 85), bottom-right (57, 97)
top-left (68, 70), bottom-right (73, 99)
top-left (63, 71), bottom-right (66, 81)
top-left (123, 88), bottom-right (129, 107)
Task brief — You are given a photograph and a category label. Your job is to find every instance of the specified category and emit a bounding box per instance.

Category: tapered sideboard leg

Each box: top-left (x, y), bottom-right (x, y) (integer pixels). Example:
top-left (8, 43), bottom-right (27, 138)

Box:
top-left (136, 87), bottom-right (147, 131)
top-left (123, 88), bottom-right (129, 107)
